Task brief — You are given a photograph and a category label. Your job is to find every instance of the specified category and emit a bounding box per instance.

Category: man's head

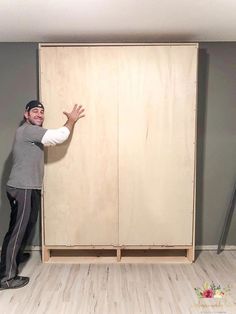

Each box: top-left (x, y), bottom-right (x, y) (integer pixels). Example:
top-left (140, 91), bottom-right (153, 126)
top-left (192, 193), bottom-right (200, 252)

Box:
top-left (24, 100), bottom-right (45, 126)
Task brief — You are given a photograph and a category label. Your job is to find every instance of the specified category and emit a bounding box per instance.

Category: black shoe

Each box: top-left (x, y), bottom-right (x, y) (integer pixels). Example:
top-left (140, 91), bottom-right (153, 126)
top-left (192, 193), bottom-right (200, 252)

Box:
top-left (0, 276), bottom-right (29, 290)
top-left (17, 253), bottom-right (31, 265)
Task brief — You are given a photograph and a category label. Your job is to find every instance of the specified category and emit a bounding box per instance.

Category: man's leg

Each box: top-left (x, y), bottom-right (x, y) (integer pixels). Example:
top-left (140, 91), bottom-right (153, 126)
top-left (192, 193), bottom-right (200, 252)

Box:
top-left (0, 187), bottom-right (32, 287)
top-left (16, 189), bottom-right (41, 264)
top-left (0, 188), bottom-right (18, 277)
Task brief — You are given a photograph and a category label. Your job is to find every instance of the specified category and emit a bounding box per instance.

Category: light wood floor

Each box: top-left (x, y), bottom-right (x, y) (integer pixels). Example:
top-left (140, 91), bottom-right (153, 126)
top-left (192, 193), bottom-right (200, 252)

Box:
top-left (0, 250), bottom-right (235, 314)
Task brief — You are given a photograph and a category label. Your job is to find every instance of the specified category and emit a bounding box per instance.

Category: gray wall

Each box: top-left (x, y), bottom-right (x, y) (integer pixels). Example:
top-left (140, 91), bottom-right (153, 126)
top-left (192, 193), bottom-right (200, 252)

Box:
top-left (0, 42), bottom-right (235, 247)
top-left (196, 43), bottom-right (236, 245)
top-left (0, 43), bottom-right (39, 245)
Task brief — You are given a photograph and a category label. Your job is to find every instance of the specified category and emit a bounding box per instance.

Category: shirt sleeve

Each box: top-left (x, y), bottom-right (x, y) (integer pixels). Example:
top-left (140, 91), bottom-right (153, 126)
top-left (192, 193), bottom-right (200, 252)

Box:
top-left (23, 124), bottom-right (48, 143)
top-left (41, 127), bottom-right (70, 146)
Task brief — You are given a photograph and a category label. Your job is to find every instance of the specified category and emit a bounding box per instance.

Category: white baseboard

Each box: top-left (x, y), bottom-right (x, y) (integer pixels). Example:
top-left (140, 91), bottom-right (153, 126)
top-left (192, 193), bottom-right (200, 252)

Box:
top-left (25, 245), bottom-right (41, 251)
top-left (1, 245), bottom-right (236, 252)
top-left (195, 245), bottom-right (236, 251)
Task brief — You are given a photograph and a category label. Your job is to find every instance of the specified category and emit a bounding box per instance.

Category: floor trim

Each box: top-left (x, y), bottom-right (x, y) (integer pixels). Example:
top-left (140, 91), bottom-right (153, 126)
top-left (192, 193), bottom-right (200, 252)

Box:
top-left (1, 245), bottom-right (236, 251)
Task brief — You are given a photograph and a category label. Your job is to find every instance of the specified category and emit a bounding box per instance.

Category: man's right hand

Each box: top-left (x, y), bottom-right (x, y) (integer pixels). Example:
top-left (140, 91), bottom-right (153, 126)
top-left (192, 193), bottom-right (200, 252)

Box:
top-left (63, 104), bottom-right (85, 131)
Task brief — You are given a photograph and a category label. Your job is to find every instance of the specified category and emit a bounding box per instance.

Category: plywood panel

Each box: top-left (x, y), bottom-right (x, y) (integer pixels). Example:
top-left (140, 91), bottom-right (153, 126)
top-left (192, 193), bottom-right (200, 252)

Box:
top-left (40, 44), bottom-right (197, 248)
top-left (118, 45), bottom-right (198, 245)
top-left (40, 47), bottom-right (119, 245)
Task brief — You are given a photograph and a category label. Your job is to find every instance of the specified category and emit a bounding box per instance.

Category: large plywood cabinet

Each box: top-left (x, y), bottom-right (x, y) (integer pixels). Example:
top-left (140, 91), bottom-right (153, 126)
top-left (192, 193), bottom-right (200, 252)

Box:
top-left (39, 44), bottom-right (198, 263)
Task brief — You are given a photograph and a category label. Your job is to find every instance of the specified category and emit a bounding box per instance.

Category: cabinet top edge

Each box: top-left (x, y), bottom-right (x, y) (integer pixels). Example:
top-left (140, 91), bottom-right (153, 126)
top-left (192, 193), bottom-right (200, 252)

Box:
top-left (38, 43), bottom-right (199, 49)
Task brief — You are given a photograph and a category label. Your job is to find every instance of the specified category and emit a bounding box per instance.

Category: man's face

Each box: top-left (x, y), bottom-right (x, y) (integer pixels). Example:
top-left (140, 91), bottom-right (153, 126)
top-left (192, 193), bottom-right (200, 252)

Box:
top-left (24, 107), bottom-right (45, 126)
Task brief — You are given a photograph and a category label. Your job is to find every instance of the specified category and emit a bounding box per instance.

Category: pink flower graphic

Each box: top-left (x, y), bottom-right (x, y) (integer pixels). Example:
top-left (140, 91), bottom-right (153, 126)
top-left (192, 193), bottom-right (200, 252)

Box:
top-left (202, 289), bottom-right (214, 298)
top-left (195, 281), bottom-right (230, 299)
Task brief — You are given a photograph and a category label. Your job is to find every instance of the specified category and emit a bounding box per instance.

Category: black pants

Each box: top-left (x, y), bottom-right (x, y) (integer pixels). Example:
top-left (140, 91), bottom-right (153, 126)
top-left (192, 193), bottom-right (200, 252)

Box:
top-left (0, 187), bottom-right (41, 283)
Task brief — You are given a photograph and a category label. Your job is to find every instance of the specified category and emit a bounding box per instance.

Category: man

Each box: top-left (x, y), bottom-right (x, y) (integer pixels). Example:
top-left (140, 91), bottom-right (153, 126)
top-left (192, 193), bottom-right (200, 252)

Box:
top-left (0, 100), bottom-right (85, 290)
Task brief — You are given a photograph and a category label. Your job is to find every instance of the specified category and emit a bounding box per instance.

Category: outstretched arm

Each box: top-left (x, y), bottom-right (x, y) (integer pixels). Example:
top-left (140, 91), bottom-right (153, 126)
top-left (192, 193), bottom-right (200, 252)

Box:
top-left (41, 104), bottom-right (85, 146)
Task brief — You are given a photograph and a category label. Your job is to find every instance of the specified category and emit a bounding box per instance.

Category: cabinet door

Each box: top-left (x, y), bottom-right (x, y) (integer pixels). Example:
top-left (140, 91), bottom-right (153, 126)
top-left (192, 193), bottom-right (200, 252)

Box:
top-left (40, 47), bottom-right (119, 245)
top-left (118, 46), bottom-right (197, 245)
top-left (40, 44), bottom-right (197, 247)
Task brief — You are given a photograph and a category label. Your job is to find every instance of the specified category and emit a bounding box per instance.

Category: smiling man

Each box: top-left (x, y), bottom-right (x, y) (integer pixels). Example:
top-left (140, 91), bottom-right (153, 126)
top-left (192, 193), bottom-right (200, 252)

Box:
top-left (0, 100), bottom-right (85, 290)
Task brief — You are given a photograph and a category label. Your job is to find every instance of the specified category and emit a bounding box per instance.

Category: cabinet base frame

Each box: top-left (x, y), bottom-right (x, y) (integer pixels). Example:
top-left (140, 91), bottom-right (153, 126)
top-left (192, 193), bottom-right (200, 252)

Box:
top-left (42, 245), bottom-right (195, 264)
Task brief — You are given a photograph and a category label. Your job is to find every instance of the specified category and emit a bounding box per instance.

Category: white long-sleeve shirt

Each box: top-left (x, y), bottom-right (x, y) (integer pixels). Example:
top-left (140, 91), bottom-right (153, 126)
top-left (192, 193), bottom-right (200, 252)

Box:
top-left (41, 126), bottom-right (70, 146)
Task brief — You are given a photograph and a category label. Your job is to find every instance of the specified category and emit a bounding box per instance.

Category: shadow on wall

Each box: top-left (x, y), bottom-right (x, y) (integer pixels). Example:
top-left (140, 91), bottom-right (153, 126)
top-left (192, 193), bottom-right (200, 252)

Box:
top-left (195, 48), bottom-right (209, 253)
top-left (44, 128), bottom-right (74, 164)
